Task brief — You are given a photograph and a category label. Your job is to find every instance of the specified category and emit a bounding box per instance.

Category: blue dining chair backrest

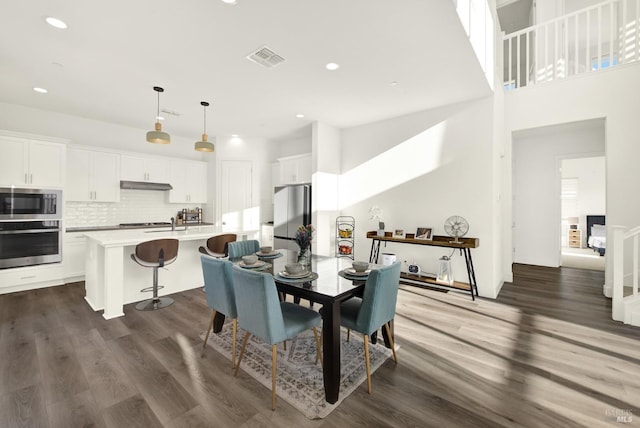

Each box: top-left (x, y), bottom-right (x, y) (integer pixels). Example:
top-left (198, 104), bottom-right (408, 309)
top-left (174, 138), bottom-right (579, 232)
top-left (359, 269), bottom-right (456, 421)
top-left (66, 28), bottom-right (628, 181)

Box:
top-left (354, 261), bottom-right (402, 336)
top-left (227, 240), bottom-right (260, 259)
top-left (232, 266), bottom-right (287, 345)
top-left (201, 255), bottom-right (237, 318)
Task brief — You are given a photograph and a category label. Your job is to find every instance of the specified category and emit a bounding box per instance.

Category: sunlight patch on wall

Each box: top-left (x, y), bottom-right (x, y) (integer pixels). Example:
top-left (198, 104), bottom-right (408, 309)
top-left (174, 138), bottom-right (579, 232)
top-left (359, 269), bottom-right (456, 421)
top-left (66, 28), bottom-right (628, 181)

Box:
top-left (313, 171), bottom-right (339, 212)
top-left (338, 121), bottom-right (447, 209)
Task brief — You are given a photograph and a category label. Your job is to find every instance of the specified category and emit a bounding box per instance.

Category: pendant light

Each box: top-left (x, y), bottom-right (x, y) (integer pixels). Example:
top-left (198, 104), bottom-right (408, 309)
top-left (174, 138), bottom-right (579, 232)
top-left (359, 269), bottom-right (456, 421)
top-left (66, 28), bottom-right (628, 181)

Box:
top-left (146, 86), bottom-right (170, 144)
top-left (194, 101), bottom-right (214, 152)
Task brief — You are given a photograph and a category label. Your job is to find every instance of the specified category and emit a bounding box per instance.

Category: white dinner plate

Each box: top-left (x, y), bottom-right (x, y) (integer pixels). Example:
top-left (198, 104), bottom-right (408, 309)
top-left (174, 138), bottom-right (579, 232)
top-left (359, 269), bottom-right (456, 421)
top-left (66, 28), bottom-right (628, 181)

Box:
top-left (256, 250), bottom-right (281, 257)
top-left (278, 270), bottom-right (311, 279)
top-left (238, 260), bottom-right (267, 268)
top-left (343, 268), bottom-right (371, 277)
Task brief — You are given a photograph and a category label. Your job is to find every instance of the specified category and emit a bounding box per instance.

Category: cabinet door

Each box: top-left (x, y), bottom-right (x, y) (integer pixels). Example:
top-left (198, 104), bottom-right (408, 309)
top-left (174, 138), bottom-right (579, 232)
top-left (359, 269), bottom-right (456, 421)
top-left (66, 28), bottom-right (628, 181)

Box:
top-left (190, 162), bottom-right (207, 203)
top-left (168, 160), bottom-right (188, 203)
top-left (120, 155), bottom-right (146, 181)
top-left (145, 158), bottom-right (169, 183)
top-left (66, 148), bottom-right (92, 201)
top-left (0, 135), bottom-right (28, 186)
top-left (29, 140), bottom-right (65, 187)
top-left (91, 152), bottom-right (120, 202)
top-left (296, 154), bottom-right (312, 183)
top-left (279, 158), bottom-right (297, 184)
top-left (63, 233), bottom-right (86, 279)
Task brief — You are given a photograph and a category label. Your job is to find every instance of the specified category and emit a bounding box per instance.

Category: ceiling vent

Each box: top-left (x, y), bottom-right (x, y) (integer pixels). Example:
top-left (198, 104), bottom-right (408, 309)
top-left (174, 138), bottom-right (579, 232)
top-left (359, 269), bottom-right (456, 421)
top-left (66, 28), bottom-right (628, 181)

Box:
top-left (246, 46), bottom-right (285, 69)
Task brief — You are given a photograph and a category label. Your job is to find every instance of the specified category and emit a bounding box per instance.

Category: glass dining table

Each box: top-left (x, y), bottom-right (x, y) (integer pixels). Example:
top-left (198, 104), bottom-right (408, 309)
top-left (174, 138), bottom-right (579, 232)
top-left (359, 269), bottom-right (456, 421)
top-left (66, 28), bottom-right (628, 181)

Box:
top-left (212, 249), bottom-right (389, 404)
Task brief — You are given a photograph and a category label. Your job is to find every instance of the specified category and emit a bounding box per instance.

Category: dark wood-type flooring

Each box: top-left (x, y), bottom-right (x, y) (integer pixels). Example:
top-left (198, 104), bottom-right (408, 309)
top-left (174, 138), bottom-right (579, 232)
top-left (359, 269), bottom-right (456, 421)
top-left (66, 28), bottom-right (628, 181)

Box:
top-left (1, 264), bottom-right (639, 427)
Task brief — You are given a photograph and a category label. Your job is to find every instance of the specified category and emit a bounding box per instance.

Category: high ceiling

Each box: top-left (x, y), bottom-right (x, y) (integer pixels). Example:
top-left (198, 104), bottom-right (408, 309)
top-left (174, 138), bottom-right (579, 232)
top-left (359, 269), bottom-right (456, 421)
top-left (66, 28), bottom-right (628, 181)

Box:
top-left (0, 0), bottom-right (491, 142)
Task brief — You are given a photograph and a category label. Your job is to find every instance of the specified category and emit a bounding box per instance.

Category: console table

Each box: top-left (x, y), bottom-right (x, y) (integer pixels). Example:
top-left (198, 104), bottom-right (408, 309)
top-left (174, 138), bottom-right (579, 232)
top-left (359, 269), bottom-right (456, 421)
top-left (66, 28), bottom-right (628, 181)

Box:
top-left (366, 231), bottom-right (479, 300)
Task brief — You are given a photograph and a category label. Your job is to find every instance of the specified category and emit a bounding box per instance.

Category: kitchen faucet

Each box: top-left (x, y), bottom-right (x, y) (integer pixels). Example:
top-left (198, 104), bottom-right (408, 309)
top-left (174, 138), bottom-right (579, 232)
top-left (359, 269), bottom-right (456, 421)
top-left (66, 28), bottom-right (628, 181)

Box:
top-left (171, 217), bottom-right (175, 231)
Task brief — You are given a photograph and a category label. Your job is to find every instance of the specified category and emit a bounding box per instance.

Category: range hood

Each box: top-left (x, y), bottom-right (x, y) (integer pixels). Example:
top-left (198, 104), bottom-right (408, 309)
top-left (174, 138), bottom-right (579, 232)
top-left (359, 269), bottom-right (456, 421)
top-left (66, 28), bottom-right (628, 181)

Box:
top-left (120, 180), bottom-right (173, 191)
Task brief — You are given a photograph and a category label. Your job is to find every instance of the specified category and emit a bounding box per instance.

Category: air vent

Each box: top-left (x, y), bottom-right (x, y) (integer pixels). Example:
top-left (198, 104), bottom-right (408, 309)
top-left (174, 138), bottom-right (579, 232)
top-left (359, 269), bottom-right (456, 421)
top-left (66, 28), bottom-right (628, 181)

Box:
top-left (246, 46), bottom-right (285, 69)
top-left (161, 109), bottom-right (181, 117)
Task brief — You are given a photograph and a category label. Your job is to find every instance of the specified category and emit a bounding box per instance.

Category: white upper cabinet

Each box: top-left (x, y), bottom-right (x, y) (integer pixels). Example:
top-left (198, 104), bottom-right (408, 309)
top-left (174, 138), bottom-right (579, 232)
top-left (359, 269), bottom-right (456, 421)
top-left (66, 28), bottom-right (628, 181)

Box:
top-left (67, 148), bottom-right (120, 202)
top-left (121, 155), bottom-right (169, 183)
top-left (168, 160), bottom-right (207, 203)
top-left (0, 135), bottom-right (66, 188)
top-left (276, 153), bottom-right (311, 185)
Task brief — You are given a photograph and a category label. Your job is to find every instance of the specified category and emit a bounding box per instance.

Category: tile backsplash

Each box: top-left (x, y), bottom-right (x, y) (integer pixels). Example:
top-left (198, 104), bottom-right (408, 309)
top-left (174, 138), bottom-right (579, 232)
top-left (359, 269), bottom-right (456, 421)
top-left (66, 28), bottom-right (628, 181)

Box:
top-left (65, 189), bottom-right (205, 227)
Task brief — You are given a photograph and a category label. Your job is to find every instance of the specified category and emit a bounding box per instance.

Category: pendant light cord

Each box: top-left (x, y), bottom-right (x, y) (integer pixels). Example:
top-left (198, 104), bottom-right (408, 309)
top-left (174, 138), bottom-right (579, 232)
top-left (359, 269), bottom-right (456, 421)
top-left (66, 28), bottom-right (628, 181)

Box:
top-left (156, 91), bottom-right (160, 123)
top-left (203, 104), bottom-right (207, 134)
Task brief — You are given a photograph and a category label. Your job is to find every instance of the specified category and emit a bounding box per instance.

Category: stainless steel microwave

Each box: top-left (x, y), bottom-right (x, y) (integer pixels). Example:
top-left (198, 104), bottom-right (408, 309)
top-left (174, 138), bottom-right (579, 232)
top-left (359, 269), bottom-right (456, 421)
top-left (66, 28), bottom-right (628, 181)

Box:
top-left (0, 188), bottom-right (62, 220)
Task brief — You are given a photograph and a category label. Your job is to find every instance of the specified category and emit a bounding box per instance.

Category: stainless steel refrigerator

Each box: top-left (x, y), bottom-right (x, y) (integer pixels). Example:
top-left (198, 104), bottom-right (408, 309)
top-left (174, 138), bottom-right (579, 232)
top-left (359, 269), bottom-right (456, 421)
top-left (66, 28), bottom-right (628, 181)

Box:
top-left (273, 184), bottom-right (311, 251)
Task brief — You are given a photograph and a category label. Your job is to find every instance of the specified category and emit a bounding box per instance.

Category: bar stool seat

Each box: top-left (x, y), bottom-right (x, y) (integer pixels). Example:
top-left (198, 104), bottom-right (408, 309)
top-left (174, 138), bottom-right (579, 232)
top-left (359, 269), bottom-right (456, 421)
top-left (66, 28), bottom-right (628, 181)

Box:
top-left (130, 238), bottom-right (179, 311)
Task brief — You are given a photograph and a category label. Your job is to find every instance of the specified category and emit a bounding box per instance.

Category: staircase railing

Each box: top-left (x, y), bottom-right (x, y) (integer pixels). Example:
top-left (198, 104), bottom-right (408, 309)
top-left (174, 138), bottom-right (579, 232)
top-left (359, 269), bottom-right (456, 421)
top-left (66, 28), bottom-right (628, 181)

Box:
top-left (503, 0), bottom-right (640, 90)
top-left (611, 225), bottom-right (640, 321)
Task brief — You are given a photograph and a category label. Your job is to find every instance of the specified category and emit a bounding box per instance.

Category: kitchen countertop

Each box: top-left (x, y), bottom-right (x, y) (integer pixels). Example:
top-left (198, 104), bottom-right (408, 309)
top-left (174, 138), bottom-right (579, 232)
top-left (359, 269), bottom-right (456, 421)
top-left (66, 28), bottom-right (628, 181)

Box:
top-left (66, 222), bottom-right (214, 233)
top-left (83, 225), bottom-right (257, 247)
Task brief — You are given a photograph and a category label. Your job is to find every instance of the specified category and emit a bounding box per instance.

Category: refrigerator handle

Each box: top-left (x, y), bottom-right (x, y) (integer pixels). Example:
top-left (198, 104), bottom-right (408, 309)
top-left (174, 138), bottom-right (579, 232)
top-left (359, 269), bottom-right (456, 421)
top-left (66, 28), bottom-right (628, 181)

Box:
top-left (303, 185), bottom-right (311, 226)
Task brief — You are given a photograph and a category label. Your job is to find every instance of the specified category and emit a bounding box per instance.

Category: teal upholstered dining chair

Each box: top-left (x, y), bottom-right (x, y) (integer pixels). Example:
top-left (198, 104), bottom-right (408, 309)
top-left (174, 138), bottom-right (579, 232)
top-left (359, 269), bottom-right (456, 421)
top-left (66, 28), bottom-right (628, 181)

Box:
top-left (339, 261), bottom-right (402, 394)
top-left (201, 255), bottom-right (238, 368)
top-left (227, 240), bottom-right (260, 259)
top-left (232, 266), bottom-right (322, 410)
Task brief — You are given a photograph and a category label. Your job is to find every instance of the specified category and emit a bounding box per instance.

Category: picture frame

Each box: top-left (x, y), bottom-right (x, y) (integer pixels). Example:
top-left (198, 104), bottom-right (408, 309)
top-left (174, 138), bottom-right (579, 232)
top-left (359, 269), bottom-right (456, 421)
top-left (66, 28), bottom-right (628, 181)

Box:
top-left (393, 229), bottom-right (405, 239)
top-left (415, 227), bottom-right (432, 240)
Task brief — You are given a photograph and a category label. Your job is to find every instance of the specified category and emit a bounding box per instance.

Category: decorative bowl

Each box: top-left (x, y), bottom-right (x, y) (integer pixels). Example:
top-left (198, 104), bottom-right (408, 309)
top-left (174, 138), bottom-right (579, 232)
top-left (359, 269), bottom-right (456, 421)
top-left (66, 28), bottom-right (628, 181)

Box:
top-left (260, 246), bottom-right (273, 254)
top-left (285, 263), bottom-right (304, 274)
top-left (242, 255), bottom-right (259, 265)
top-left (352, 261), bottom-right (369, 272)
top-left (338, 228), bottom-right (352, 238)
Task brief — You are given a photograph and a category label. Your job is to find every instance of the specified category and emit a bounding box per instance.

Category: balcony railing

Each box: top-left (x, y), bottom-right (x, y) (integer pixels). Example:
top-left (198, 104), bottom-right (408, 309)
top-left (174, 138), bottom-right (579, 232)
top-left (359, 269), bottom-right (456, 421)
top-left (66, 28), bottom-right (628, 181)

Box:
top-left (503, 0), bottom-right (640, 90)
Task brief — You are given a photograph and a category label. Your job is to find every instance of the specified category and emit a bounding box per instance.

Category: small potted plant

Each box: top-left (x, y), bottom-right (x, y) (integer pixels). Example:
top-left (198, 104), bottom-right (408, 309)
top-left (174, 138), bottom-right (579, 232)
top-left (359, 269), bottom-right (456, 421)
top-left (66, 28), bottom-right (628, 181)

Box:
top-left (369, 206), bottom-right (385, 237)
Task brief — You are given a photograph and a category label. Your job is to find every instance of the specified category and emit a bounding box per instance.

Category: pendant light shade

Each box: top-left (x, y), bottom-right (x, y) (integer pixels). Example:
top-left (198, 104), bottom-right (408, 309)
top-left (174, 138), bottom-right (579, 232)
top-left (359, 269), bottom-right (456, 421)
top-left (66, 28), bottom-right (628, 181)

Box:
top-left (146, 86), bottom-right (170, 144)
top-left (194, 101), bottom-right (214, 152)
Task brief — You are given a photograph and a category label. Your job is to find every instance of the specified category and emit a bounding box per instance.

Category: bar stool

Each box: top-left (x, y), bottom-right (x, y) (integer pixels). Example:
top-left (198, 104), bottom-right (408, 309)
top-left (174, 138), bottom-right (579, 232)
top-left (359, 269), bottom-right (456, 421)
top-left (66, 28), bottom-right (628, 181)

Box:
top-left (130, 238), bottom-right (179, 311)
top-left (198, 233), bottom-right (237, 258)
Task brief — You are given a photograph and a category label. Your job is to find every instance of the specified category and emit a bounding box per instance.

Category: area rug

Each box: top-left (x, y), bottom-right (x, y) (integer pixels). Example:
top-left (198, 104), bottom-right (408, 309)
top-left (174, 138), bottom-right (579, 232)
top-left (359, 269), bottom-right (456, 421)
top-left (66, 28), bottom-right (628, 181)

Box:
top-left (201, 324), bottom-right (393, 419)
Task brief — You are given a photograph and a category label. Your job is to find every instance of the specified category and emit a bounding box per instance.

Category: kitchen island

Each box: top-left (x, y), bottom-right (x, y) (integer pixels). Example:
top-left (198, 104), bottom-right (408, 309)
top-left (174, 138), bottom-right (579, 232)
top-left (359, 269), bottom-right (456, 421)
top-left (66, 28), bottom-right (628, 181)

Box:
top-left (84, 225), bottom-right (255, 319)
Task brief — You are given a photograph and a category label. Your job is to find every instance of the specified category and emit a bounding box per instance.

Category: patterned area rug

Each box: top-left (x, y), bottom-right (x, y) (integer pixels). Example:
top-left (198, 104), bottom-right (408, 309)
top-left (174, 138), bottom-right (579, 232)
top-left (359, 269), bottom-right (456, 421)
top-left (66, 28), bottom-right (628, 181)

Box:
top-left (202, 324), bottom-right (393, 419)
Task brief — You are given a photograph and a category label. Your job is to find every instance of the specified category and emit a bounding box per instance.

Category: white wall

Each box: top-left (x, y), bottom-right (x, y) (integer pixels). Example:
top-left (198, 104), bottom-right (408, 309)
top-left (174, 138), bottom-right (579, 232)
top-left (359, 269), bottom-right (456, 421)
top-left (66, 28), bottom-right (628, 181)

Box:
top-left (512, 119), bottom-right (605, 266)
top-left (505, 61), bottom-right (640, 289)
top-left (338, 97), bottom-right (500, 298)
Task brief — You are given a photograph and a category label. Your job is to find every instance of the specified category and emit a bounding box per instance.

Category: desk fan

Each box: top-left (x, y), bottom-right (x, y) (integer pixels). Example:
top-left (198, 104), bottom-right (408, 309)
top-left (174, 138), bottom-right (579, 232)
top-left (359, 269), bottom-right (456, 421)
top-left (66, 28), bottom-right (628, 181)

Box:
top-left (444, 216), bottom-right (469, 243)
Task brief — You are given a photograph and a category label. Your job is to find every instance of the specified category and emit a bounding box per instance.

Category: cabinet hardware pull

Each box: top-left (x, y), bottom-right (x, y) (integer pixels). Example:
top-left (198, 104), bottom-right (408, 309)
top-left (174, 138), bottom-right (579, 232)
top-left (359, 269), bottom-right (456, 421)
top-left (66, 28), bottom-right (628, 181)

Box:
top-left (30, 173), bottom-right (33, 183)
top-left (25, 173), bottom-right (28, 184)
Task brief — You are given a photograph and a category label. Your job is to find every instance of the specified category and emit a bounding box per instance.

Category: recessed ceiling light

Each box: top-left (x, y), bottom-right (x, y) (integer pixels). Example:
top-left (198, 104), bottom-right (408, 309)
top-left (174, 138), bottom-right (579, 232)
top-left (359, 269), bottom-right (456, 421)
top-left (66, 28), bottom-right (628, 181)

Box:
top-left (33, 87), bottom-right (48, 94)
top-left (45, 17), bottom-right (67, 29)
top-left (221, 0), bottom-right (237, 4)
top-left (325, 62), bottom-right (340, 71)
top-left (231, 134), bottom-right (239, 138)
top-left (390, 81), bottom-right (398, 86)
top-left (295, 114), bottom-right (305, 118)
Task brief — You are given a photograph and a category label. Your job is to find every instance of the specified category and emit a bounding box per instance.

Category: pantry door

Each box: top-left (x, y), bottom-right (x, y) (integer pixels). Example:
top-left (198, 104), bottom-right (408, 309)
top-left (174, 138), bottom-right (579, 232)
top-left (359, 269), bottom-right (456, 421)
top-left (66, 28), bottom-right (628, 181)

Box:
top-left (219, 160), bottom-right (254, 232)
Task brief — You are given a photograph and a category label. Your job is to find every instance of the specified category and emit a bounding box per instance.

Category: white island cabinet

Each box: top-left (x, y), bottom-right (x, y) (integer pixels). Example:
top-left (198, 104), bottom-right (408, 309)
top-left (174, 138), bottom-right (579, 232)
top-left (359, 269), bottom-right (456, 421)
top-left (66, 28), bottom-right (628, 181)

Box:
top-left (84, 226), bottom-right (253, 319)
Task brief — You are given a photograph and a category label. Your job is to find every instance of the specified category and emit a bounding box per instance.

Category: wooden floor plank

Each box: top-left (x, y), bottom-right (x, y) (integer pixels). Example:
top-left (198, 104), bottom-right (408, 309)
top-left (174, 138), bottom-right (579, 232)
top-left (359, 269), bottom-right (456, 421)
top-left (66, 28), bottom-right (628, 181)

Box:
top-left (0, 263), bottom-right (639, 427)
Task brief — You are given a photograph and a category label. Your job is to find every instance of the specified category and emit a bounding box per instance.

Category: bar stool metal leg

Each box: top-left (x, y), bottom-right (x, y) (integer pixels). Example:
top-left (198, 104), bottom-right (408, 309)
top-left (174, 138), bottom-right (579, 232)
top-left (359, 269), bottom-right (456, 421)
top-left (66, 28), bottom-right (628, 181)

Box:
top-left (136, 266), bottom-right (175, 311)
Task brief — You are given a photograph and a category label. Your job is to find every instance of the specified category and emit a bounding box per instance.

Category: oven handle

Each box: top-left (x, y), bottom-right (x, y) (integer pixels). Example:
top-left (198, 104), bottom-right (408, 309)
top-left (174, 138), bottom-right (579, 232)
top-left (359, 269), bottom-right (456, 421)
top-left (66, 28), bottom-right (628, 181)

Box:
top-left (0, 229), bottom-right (61, 235)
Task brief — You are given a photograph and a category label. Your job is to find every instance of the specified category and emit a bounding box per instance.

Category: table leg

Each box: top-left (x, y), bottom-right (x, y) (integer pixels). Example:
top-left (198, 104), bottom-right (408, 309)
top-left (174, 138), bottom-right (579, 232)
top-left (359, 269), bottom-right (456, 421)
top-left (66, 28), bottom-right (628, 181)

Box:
top-left (381, 319), bottom-right (394, 348)
top-left (322, 302), bottom-right (341, 404)
top-left (212, 312), bottom-right (226, 333)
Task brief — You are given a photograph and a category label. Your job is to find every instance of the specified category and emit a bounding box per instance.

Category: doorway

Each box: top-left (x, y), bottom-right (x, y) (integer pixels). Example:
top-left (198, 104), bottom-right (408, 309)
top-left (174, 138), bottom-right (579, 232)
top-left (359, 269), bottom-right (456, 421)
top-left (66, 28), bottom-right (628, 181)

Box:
top-left (559, 156), bottom-right (606, 271)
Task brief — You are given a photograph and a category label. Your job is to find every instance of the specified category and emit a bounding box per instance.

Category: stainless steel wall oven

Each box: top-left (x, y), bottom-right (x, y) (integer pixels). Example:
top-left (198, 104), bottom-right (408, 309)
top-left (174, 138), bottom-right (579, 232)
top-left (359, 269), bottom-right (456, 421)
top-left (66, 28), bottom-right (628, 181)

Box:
top-left (0, 188), bottom-right (62, 269)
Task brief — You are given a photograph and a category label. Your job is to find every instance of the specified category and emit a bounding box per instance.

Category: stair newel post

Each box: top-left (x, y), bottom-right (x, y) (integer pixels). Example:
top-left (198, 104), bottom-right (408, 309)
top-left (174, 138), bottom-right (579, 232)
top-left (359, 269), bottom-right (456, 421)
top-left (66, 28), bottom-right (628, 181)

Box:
top-left (611, 226), bottom-right (625, 322)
